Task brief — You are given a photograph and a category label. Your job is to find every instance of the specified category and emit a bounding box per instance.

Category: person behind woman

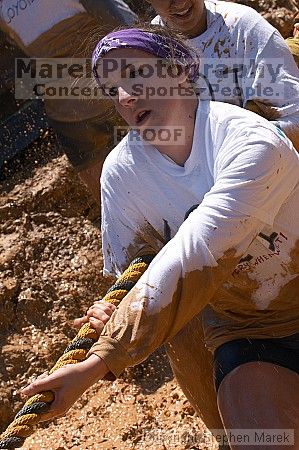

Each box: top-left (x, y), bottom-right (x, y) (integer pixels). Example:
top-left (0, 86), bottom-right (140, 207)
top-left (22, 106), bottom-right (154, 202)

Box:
top-left (148, 0), bottom-right (299, 150)
top-left (23, 26), bottom-right (299, 449)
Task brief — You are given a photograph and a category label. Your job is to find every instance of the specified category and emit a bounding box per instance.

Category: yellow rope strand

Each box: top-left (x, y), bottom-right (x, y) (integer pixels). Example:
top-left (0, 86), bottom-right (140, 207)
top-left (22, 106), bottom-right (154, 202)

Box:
top-left (0, 254), bottom-right (155, 449)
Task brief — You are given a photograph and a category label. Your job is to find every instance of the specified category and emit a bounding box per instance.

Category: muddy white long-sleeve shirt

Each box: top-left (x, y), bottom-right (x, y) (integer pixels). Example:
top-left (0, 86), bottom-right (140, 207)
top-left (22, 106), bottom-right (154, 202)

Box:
top-left (91, 101), bottom-right (299, 376)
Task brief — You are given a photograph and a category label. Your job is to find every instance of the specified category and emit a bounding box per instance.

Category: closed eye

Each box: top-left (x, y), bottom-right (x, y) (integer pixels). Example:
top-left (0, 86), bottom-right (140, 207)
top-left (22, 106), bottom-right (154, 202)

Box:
top-left (101, 84), bottom-right (118, 98)
top-left (119, 61), bottom-right (147, 80)
top-left (128, 67), bottom-right (145, 79)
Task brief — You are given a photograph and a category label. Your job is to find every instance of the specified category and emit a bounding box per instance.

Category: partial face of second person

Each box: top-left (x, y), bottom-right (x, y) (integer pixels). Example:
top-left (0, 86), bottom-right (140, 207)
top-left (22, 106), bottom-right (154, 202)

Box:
top-left (147, 0), bottom-right (207, 37)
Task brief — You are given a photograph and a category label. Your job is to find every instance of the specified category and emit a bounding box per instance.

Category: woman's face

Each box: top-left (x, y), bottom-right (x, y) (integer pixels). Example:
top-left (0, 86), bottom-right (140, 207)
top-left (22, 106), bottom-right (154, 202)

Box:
top-left (147, 0), bottom-right (206, 37)
top-left (97, 47), bottom-right (193, 134)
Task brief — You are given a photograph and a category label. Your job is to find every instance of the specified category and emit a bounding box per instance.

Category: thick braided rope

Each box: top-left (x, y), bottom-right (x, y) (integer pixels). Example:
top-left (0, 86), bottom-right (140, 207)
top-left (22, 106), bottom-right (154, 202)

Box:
top-left (0, 254), bottom-right (155, 449)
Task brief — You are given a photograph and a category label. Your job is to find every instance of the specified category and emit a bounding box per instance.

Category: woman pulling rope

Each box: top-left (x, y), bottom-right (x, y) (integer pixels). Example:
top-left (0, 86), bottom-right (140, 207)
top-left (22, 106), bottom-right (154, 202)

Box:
top-left (17, 25), bottom-right (299, 449)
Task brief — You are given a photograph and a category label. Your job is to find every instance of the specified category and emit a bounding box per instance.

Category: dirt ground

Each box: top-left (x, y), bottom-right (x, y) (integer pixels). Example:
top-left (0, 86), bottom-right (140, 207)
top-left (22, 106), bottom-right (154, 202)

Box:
top-left (230, 0), bottom-right (298, 37)
top-left (0, 137), bottom-right (218, 450)
top-left (0, 1), bottom-right (298, 449)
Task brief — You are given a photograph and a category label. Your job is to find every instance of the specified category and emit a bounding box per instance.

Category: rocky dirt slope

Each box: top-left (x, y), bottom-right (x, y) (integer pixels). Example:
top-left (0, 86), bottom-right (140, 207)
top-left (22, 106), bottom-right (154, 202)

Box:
top-left (231, 0), bottom-right (298, 37)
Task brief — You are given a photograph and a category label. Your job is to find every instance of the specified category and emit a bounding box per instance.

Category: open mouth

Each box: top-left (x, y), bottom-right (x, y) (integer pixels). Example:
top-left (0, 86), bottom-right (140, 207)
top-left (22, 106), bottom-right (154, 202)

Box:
top-left (135, 110), bottom-right (151, 125)
top-left (172, 5), bottom-right (193, 19)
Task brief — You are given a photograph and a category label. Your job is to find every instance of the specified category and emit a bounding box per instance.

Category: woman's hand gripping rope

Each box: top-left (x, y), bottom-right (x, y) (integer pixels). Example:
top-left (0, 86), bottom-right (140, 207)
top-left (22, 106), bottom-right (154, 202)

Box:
top-left (74, 300), bottom-right (116, 335)
top-left (0, 254), bottom-right (155, 449)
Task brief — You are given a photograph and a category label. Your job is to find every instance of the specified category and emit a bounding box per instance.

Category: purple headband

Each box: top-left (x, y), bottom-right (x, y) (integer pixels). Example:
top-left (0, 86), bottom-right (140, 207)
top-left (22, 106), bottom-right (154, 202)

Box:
top-left (92, 28), bottom-right (199, 84)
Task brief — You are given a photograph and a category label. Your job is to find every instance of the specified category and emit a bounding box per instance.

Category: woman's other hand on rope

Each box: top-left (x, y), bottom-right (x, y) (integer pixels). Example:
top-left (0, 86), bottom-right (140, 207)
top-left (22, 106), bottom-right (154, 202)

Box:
top-left (21, 355), bottom-right (109, 422)
top-left (74, 300), bottom-right (116, 335)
